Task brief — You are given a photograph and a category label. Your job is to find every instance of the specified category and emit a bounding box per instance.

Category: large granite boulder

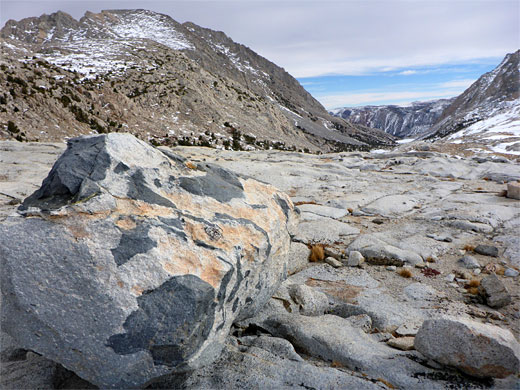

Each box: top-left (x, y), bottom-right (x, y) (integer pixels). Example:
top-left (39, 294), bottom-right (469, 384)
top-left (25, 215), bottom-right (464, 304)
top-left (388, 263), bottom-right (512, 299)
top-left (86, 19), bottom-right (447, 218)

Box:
top-left (0, 133), bottom-right (296, 389)
top-left (415, 316), bottom-right (520, 378)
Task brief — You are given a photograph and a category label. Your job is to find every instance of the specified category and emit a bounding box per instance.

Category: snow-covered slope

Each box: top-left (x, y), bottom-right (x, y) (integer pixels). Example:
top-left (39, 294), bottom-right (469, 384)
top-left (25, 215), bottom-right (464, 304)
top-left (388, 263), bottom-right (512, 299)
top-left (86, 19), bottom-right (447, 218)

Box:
top-left (423, 50), bottom-right (519, 141)
top-left (332, 99), bottom-right (454, 138)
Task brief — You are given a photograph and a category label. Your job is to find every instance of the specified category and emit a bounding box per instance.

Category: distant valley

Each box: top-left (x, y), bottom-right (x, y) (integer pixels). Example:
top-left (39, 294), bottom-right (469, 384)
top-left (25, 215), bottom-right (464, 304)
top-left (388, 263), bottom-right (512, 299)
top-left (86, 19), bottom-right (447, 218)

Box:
top-left (331, 98), bottom-right (454, 139)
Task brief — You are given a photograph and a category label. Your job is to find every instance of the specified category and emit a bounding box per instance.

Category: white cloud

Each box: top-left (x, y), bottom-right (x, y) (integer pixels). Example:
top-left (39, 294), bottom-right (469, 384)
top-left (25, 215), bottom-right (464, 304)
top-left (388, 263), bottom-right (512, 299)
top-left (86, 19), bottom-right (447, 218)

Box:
top-left (1, 1), bottom-right (518, 78)
top-left (399, 70), bottom-right (418, 76)
top-left (318, 76), bottom-right (480, 109)
top-left (439, 79), bottom-right (477, 89)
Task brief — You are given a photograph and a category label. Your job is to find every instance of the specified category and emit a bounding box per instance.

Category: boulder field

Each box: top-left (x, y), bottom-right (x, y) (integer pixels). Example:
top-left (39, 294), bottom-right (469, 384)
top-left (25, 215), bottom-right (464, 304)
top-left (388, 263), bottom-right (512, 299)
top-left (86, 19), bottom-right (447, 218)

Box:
top-left (1, 137), bottom-right (519, 389)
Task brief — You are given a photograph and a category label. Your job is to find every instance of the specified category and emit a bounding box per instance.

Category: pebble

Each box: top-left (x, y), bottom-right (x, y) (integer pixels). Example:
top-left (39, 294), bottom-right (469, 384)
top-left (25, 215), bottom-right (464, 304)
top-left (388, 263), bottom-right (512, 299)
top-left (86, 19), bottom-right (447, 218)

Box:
top-left (449, 283), bottom-right (459, 288)
top-left (371, 333), bottom-right (393, 342)
top-left (372, 218), bottom-right (385, 225)
top-left (445, 274), bottom-right (455, 282)
top-left (325, 257), bottom-right (343, 268)
top-left (386, 266), bottom-right (397, 271)
top-left (473, 269), bottom-right (481, 275)
top-left (479, 274), bottom-right (511, 308)
top-left (387, 337), bottom-right (415, 351)
top-left (474, 245), bottom-right (499, 257)
top-left (505, 268), bottom-right (519, 277)
top-left (347, 251), bottom-right (365, 267)
top-left (458, 255), bottom-right (481, 269)
top-left (415, 262), bottom-right (426, 269)
top-left (426, 233), bottom-right (452, 242)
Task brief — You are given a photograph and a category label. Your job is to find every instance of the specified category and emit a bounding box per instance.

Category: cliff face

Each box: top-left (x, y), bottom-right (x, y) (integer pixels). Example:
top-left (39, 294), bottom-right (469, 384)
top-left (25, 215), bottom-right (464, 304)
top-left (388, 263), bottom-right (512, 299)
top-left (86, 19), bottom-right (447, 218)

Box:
top-left (332, 99), bottom-right (454, 138)
top-left (0, 9), bottom-right (395, 151)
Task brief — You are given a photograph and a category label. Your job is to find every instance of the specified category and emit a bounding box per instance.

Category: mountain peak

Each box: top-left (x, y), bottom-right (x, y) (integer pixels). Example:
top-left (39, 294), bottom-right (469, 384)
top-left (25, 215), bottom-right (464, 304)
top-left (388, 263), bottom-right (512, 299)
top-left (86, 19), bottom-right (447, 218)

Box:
top-left (0, 8), bottom-right (395, 150)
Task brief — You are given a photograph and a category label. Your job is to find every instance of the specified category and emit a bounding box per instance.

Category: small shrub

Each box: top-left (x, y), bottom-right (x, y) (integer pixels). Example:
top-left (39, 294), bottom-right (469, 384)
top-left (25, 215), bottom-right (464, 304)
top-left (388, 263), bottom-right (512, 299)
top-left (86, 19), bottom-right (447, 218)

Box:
top-left (7, 121), bottom-right (20, 133)
top-left (465, 279), bottom-right (480, 288)
top-left (466, 287), bottom-right (479, 295)
top-left (309, 244), bottom-right (325, 262)
top-left (398, 268), bottom-right (412, 278)
top-left (463, 244), bottom-right (475, 252)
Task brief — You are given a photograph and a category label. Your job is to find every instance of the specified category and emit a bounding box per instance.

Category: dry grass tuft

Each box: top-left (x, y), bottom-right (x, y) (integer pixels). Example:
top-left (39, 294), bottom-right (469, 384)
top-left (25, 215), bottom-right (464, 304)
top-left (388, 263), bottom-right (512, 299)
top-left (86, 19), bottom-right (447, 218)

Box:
top-left (309, 244), bottom-right (325, 262)
top-left (466, 279), bottom-right (480, 288)
top-left (377, 378), bottom-right (396, 389)
top-left (185, 161), bottom-right (197, 169)
top-left (463, 244), bottom-right (475, 252)
top-left (294, 200), bottom-right (318, 206)
top-left (467, 287), bottom-right (480, 295)
top-left (398, 268), bottom-right (413, 278)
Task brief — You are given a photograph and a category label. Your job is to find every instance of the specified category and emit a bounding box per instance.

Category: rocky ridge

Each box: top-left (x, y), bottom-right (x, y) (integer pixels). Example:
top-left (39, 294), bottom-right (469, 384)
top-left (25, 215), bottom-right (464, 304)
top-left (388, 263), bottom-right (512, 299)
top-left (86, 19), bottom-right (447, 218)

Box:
top-left (331, 98), bottom-right (454, 138)
top-left (1, 137), bottom-right (519, 389)
top-left (0, 9), bottom-right (395, 151)
top-left (422, 50), bottom-right (520, 147)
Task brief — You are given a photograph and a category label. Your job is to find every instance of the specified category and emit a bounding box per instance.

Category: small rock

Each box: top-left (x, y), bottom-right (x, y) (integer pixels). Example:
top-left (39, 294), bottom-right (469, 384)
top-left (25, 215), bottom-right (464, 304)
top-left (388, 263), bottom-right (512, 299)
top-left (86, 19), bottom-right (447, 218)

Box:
top-left (7, 198), bottom-right (21, 206)
top-left (458, 255), bottom-right (481, 269)
top-left (415, 262), bottom-right (426, 269)
top-left (473, 269), bottom-right (481, 275)
top-left (445, 274), bottom-right (455, 282)
top-left (324, 246), bottom-right (343, 260)
top-left (505, 268), bottom-right (519, 277)
top-left (386, 266), bottom-right (397, 272)
top-left (372, 218), bottom-right (385, 225)
top-left (415, 316), bottom-right (520, 378)
top-left (287, 242), bottom-right (311, 275)
top-left (288, 284), bottom-right (330, 316)
top-left (387, 337), bottom-right (415, 351)
top-left (347, 251), bottom-right (365, 267)
top-left (395, 322), bottom-right (422, 337)
top-left (479, 274), bottom-right (511, 308)
top-left (345, 314), bottom-right (372, 333)
top-left (426, 233), bottom-right (452, 242)
top-left (506, 182), bottom-right (520, 200)
top-left (325, 257), bottom-right (343, 268)
top-left (474, 245), bottom-right (499, 257)
top-left (449, 283), bottom-right (458, 288)
top-left (371, 332), bottom-right (394, 342)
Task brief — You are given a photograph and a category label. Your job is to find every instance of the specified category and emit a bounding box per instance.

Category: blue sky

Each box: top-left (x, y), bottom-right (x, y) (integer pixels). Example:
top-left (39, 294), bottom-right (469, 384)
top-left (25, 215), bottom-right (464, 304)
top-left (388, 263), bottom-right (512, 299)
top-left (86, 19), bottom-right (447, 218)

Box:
top-left (298, 60), bottom-right (501, 109)
top-left (2, 1), bottom-right (518, 109)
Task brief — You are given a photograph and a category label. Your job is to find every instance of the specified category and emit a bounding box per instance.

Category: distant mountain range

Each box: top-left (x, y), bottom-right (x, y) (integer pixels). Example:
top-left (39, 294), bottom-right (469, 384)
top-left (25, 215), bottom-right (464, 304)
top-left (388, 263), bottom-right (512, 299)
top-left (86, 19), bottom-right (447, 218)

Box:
top-left (0, 9), bottom-right (395, 151)
top-left (331, 99), bottom-right (454, 138)
top-left (332, 50), bottom-right (519, 145)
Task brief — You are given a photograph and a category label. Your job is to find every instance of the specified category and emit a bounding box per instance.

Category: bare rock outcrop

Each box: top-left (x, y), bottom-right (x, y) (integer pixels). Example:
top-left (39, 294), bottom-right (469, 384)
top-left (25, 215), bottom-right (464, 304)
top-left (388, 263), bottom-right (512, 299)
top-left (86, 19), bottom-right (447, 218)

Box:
top-left (0, 133), bottom-right (296, 388)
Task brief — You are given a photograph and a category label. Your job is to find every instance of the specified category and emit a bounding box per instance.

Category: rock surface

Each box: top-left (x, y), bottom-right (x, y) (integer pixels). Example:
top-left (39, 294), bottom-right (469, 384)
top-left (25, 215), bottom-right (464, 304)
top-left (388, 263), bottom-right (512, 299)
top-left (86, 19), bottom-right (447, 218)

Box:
top-left (415, 317), bottom-right (520, 378)
top-left (2, 139), bottom-right (520, 390)
top-left (0, 133), bottom-right (295, 388)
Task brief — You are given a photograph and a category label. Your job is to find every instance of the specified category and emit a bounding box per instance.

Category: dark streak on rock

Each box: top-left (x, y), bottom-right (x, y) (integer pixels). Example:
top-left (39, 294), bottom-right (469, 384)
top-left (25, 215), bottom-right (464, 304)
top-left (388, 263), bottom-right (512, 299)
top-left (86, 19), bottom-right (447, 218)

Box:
top-left (20, 135), bottom-right (110, 211)
top-left (214, 213), bottom-right (271, 259)
top-left (274, 195), bottom-right (290, 220)
top-left (179, 165), bottom-right (244, 203)
top-left (127, 169), bottom-right (176, 208)
top-left (111, 222), bottom-right (156, 266)
top-left (107, 275), bottom-right (216, 367)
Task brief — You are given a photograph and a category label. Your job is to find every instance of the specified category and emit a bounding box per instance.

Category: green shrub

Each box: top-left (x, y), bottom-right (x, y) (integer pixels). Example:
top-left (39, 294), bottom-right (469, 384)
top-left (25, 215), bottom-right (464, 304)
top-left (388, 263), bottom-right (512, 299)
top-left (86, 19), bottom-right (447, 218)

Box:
top-left (7, 121), bottom-right (20, 133)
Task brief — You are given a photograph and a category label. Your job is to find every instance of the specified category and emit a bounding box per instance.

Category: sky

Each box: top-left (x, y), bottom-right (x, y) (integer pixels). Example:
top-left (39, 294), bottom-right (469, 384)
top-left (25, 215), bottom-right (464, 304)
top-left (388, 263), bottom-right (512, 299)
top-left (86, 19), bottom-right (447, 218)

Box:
top-left (1, 1), bottom-right (518, 108)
